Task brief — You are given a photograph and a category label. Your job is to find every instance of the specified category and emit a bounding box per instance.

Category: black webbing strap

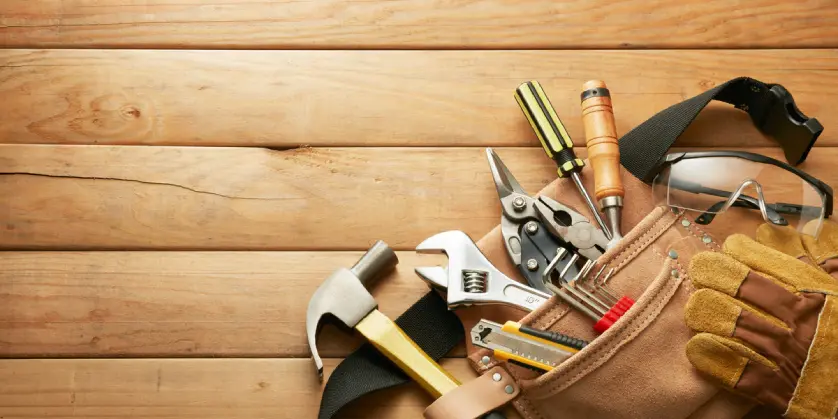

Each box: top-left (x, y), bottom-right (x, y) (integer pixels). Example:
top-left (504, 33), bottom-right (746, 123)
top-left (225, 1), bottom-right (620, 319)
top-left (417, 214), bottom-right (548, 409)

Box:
top-left (318, 291), bottom-right (463, 419)
top-left (619, 76), bottom-right (822, 182)
top-left (319, 77), bottom-right (822, 418)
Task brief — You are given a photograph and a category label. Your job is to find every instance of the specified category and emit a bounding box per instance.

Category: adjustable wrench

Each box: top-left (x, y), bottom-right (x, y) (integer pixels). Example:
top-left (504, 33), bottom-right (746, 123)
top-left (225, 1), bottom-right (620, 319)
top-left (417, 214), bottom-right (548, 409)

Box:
top-left (415, 230), bottom-right (551, 312)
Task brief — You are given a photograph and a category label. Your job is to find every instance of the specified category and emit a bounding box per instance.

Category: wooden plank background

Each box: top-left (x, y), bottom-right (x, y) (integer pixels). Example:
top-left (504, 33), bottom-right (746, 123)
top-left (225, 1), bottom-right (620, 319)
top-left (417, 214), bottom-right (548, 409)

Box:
top-left (2, 0), bottom-right (837, 49)
top-left (1, 1), bottom-right (837, 417)
top-left (1, 49), bottom-right (836, 147)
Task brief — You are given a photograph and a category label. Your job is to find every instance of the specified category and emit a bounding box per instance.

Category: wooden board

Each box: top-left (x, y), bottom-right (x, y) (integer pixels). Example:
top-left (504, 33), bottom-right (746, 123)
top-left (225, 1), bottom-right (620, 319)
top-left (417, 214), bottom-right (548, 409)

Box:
top-left (0, 358), bottom-right (501, 418)
top-left (0, 145), bottom-right (831, 251)
top-left (1, 1), bottom-right (837, 49)
top-left (0, 145), bottom-right (551, 250)
top-left (0, 251), bottom-right (464, 358)
top-left (1, 49), bottom-right (836, 147)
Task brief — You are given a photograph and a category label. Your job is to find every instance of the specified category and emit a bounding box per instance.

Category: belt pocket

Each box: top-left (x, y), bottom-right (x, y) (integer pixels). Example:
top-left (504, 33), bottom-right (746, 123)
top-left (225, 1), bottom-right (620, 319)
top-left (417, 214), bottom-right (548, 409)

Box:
top-left (506, 210), bottom-right (726, 419)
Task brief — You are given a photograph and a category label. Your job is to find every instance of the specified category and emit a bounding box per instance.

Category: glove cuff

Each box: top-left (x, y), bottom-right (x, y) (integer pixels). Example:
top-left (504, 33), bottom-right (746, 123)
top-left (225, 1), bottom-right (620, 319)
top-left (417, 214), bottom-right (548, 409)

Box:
top-left (785, 295), bottom-right (838, 419)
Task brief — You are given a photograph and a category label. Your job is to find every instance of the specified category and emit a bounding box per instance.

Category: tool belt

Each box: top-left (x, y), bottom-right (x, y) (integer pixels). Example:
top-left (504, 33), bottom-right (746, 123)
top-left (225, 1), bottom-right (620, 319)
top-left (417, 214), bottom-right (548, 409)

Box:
top-left (318, 77), bottom-right (821, 419)
top-left (458, 173), bottom-right (736, 419)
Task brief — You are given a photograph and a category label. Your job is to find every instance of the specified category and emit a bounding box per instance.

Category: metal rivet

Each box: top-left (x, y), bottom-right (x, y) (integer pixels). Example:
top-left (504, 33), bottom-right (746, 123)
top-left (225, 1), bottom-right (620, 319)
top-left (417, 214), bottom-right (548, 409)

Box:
top-left (481, 356), bottom-right (491, 365)
top-left (512, 197), bottom-right (526, 211)
top-left (505, 385), bottom-right (515, 394)
top-left (668, 250), bottom-right (678, 259)
top-left (681, 219), bottom-right (691, 227)
top-left (671, 269), bottom-right (680, 278)
top-left (702, 235), bottom-right (712, 244)
top-left (526, 259), bottom-right (539, 271)
top-left (492, 373), bottom-right (502, 382)
top-left (525, 221), bottom-right (539, 235)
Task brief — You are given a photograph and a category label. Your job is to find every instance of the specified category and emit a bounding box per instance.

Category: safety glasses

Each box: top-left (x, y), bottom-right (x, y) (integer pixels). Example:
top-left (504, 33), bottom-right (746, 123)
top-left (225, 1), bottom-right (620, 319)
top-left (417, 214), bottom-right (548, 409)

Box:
top-left (651, 151), bottom-right (833, 237)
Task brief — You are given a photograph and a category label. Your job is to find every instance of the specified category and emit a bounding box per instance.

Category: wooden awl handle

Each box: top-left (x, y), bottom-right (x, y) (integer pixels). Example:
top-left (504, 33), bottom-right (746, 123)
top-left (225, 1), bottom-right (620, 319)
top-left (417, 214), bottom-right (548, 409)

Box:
top-left (580, 80), bottom-right (623, 203)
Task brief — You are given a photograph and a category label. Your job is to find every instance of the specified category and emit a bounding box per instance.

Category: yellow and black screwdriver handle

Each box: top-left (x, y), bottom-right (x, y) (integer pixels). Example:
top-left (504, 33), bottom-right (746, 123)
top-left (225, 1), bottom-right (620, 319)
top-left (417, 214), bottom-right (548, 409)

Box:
top-left (514, 80), bottom-right (613, 239)
top-left (515, 81), bottom-right (584, 178)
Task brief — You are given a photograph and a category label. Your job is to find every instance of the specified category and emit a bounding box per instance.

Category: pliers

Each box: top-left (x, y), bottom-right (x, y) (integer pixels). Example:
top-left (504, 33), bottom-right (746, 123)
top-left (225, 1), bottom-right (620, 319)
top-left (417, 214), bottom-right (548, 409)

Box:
top-left (486, 148), bottom-right (609, 293)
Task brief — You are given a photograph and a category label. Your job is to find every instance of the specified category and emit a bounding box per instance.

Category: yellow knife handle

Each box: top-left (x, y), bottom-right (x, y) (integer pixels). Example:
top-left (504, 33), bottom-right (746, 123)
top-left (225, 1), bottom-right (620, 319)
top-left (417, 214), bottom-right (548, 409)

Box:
top-left (515, 80), bottom-right (584, 178)
top-left (490, 349), bottom-right (556, 372)
top-left (355, 310), bottom-right (461, 399)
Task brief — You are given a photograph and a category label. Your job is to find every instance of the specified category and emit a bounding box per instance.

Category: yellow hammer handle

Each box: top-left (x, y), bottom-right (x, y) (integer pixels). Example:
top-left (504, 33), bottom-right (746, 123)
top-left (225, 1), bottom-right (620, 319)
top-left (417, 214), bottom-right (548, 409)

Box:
top-left (355, 310), bottom-right (461, 398)
top-left (581, 80), bottom-right (624, 202)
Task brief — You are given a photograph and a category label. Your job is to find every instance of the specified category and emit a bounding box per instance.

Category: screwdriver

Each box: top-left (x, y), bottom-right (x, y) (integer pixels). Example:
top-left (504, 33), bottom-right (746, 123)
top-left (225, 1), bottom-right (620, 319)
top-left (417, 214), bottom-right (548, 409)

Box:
top-left (514, 81), bottom-right (612, 240)
top-left (581, 80), bottom-right (624, 247)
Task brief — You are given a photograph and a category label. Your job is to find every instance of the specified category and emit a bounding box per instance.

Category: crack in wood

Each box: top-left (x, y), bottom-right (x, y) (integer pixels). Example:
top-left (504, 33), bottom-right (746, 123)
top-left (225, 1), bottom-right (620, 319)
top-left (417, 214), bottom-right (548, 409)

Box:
top-left (0, 172), bottom-right (296, 201)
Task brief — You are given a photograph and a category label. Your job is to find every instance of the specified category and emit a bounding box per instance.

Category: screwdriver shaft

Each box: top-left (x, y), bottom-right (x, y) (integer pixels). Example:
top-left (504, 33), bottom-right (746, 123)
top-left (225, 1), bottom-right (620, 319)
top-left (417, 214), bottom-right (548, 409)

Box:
top-left (571, 172), bottom-right (612, 240)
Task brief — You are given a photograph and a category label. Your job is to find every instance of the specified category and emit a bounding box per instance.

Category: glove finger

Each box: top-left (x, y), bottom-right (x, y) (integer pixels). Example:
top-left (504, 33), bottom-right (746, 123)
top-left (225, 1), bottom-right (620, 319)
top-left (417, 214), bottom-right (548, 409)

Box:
top-left (686, 333), bottom-right (793, 411)
top-left (755, 223), bottom-right (811, 263)
top-left (802, 219), bottom-right (838, 278)
top-left (690, 251), bottom-right (801, 327)
top-left (685, 289), bottom-right (796, 366)
top-left (722, 234), bottom-right (835, 291)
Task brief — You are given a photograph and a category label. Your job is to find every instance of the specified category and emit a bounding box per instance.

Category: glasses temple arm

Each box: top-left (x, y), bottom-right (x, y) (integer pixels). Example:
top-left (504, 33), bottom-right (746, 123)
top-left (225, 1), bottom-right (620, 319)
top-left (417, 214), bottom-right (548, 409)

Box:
top-left (668, 178), bottom-right (790, 225)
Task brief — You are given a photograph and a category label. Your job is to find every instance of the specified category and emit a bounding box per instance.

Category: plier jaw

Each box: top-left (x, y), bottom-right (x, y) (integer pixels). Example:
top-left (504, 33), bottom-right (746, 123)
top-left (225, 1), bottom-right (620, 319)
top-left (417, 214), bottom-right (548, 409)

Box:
top-left (487, 148), bottom-right (608, 289)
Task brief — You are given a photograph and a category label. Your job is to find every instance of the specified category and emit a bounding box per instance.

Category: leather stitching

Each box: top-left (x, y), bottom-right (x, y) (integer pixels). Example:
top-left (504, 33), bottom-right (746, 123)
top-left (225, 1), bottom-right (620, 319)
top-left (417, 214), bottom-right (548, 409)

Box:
top-left (613, 214), bottom-right (677, 274)
top-left (536, 259), bottom-right (683, 396)
top-left (525, 210), bottom-right (673, 329)
top-left (514, 395), bottom-right (546, 419)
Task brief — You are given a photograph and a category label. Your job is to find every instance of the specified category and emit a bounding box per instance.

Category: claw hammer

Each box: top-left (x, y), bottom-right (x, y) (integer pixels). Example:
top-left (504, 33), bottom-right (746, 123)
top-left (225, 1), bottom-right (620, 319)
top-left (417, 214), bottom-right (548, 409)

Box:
top-left (306, 241), bottom-right (507, 418)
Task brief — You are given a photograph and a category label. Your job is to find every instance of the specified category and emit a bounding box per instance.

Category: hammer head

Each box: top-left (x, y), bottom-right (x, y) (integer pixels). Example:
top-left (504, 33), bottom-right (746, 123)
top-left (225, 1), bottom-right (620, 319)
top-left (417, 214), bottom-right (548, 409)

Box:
top-left (306, 241), bottom-right (398, 380)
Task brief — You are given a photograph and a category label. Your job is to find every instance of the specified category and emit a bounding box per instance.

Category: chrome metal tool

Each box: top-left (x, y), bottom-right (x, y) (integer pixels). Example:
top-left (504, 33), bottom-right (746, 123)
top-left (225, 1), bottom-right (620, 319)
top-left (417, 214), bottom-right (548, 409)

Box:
top-left (487, 147), bottom-right (609, 290)
top-left (415, 230), bottom-right (551, 312)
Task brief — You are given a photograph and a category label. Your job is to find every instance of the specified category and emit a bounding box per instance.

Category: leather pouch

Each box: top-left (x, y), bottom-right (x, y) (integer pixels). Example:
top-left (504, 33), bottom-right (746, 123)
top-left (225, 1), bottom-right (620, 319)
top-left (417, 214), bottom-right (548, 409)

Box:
top-left (462, 168), bottom-right (759, 419)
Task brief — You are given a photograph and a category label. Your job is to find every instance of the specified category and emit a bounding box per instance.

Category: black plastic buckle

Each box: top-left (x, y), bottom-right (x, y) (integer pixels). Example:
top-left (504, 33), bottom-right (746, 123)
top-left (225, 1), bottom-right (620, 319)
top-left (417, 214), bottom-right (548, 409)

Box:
top-left (752, 84), bottom-right (823, 165)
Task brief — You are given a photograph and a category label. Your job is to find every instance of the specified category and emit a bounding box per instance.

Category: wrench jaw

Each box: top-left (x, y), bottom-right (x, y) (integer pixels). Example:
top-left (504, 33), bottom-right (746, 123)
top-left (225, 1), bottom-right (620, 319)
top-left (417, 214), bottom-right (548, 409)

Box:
top-left (414, 266), bottom-right (449, 290)
top-left (416, 230), bottom-right (471, 255)
top-left (414, 230), bottom-right (549, 312)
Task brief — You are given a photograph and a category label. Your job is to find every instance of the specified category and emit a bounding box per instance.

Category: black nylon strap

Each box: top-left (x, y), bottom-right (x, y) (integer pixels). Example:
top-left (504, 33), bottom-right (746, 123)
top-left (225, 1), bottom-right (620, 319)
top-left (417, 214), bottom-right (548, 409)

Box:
top-left (619, 77), bottom-right (821, 182)
top-left (318, 291), bottom-right (463, 419)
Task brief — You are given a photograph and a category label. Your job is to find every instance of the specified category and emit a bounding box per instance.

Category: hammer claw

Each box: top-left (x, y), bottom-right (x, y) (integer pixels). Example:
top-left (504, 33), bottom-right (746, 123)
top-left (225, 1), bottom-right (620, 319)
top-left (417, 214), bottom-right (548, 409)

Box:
top-left (306, 242), bottom-right (398, 382)
top-left (307, 318), bottom-right (326, 381)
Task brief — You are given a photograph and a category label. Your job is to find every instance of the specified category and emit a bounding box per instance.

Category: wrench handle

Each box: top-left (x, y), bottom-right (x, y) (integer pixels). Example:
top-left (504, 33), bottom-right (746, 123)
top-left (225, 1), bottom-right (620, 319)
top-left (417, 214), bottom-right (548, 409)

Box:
top-left (502, 282), bottom-right (551, 311)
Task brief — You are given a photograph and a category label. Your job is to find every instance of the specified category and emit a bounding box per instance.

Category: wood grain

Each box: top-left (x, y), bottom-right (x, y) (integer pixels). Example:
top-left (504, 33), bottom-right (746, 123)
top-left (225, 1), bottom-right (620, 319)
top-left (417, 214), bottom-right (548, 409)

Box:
top-left (0, 251), bottom-right (462, 358)
top-left (0, 145), bottom-right (552, 250)
top-left (1, 1), bottom-right (836, 49)
top-left (1, 49), bottom-right (836, 147)
top-left (0, 145), bottom-right (831, 251)
top-left (0, 358), bottom-right (501, 418)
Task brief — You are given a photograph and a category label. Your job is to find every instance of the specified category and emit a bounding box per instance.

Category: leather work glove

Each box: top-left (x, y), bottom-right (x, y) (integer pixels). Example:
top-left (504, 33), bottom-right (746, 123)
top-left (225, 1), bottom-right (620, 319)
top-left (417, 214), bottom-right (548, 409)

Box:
top-left (684, 222), bottom-right (838, 419)
top-left (755, 220), bottom-right (838, 279)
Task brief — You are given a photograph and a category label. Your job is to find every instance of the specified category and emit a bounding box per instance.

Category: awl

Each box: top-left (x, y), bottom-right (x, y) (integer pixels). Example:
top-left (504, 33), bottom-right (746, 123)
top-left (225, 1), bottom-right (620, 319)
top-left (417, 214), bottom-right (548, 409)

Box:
top-left (581, 80), bottom-right (624, 247)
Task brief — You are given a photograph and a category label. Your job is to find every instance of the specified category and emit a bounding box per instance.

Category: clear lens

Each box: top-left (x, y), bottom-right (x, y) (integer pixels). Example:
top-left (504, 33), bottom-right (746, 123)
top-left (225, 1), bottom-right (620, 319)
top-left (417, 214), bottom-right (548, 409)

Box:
top-left (652, 156), bottom-right (826, 236)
